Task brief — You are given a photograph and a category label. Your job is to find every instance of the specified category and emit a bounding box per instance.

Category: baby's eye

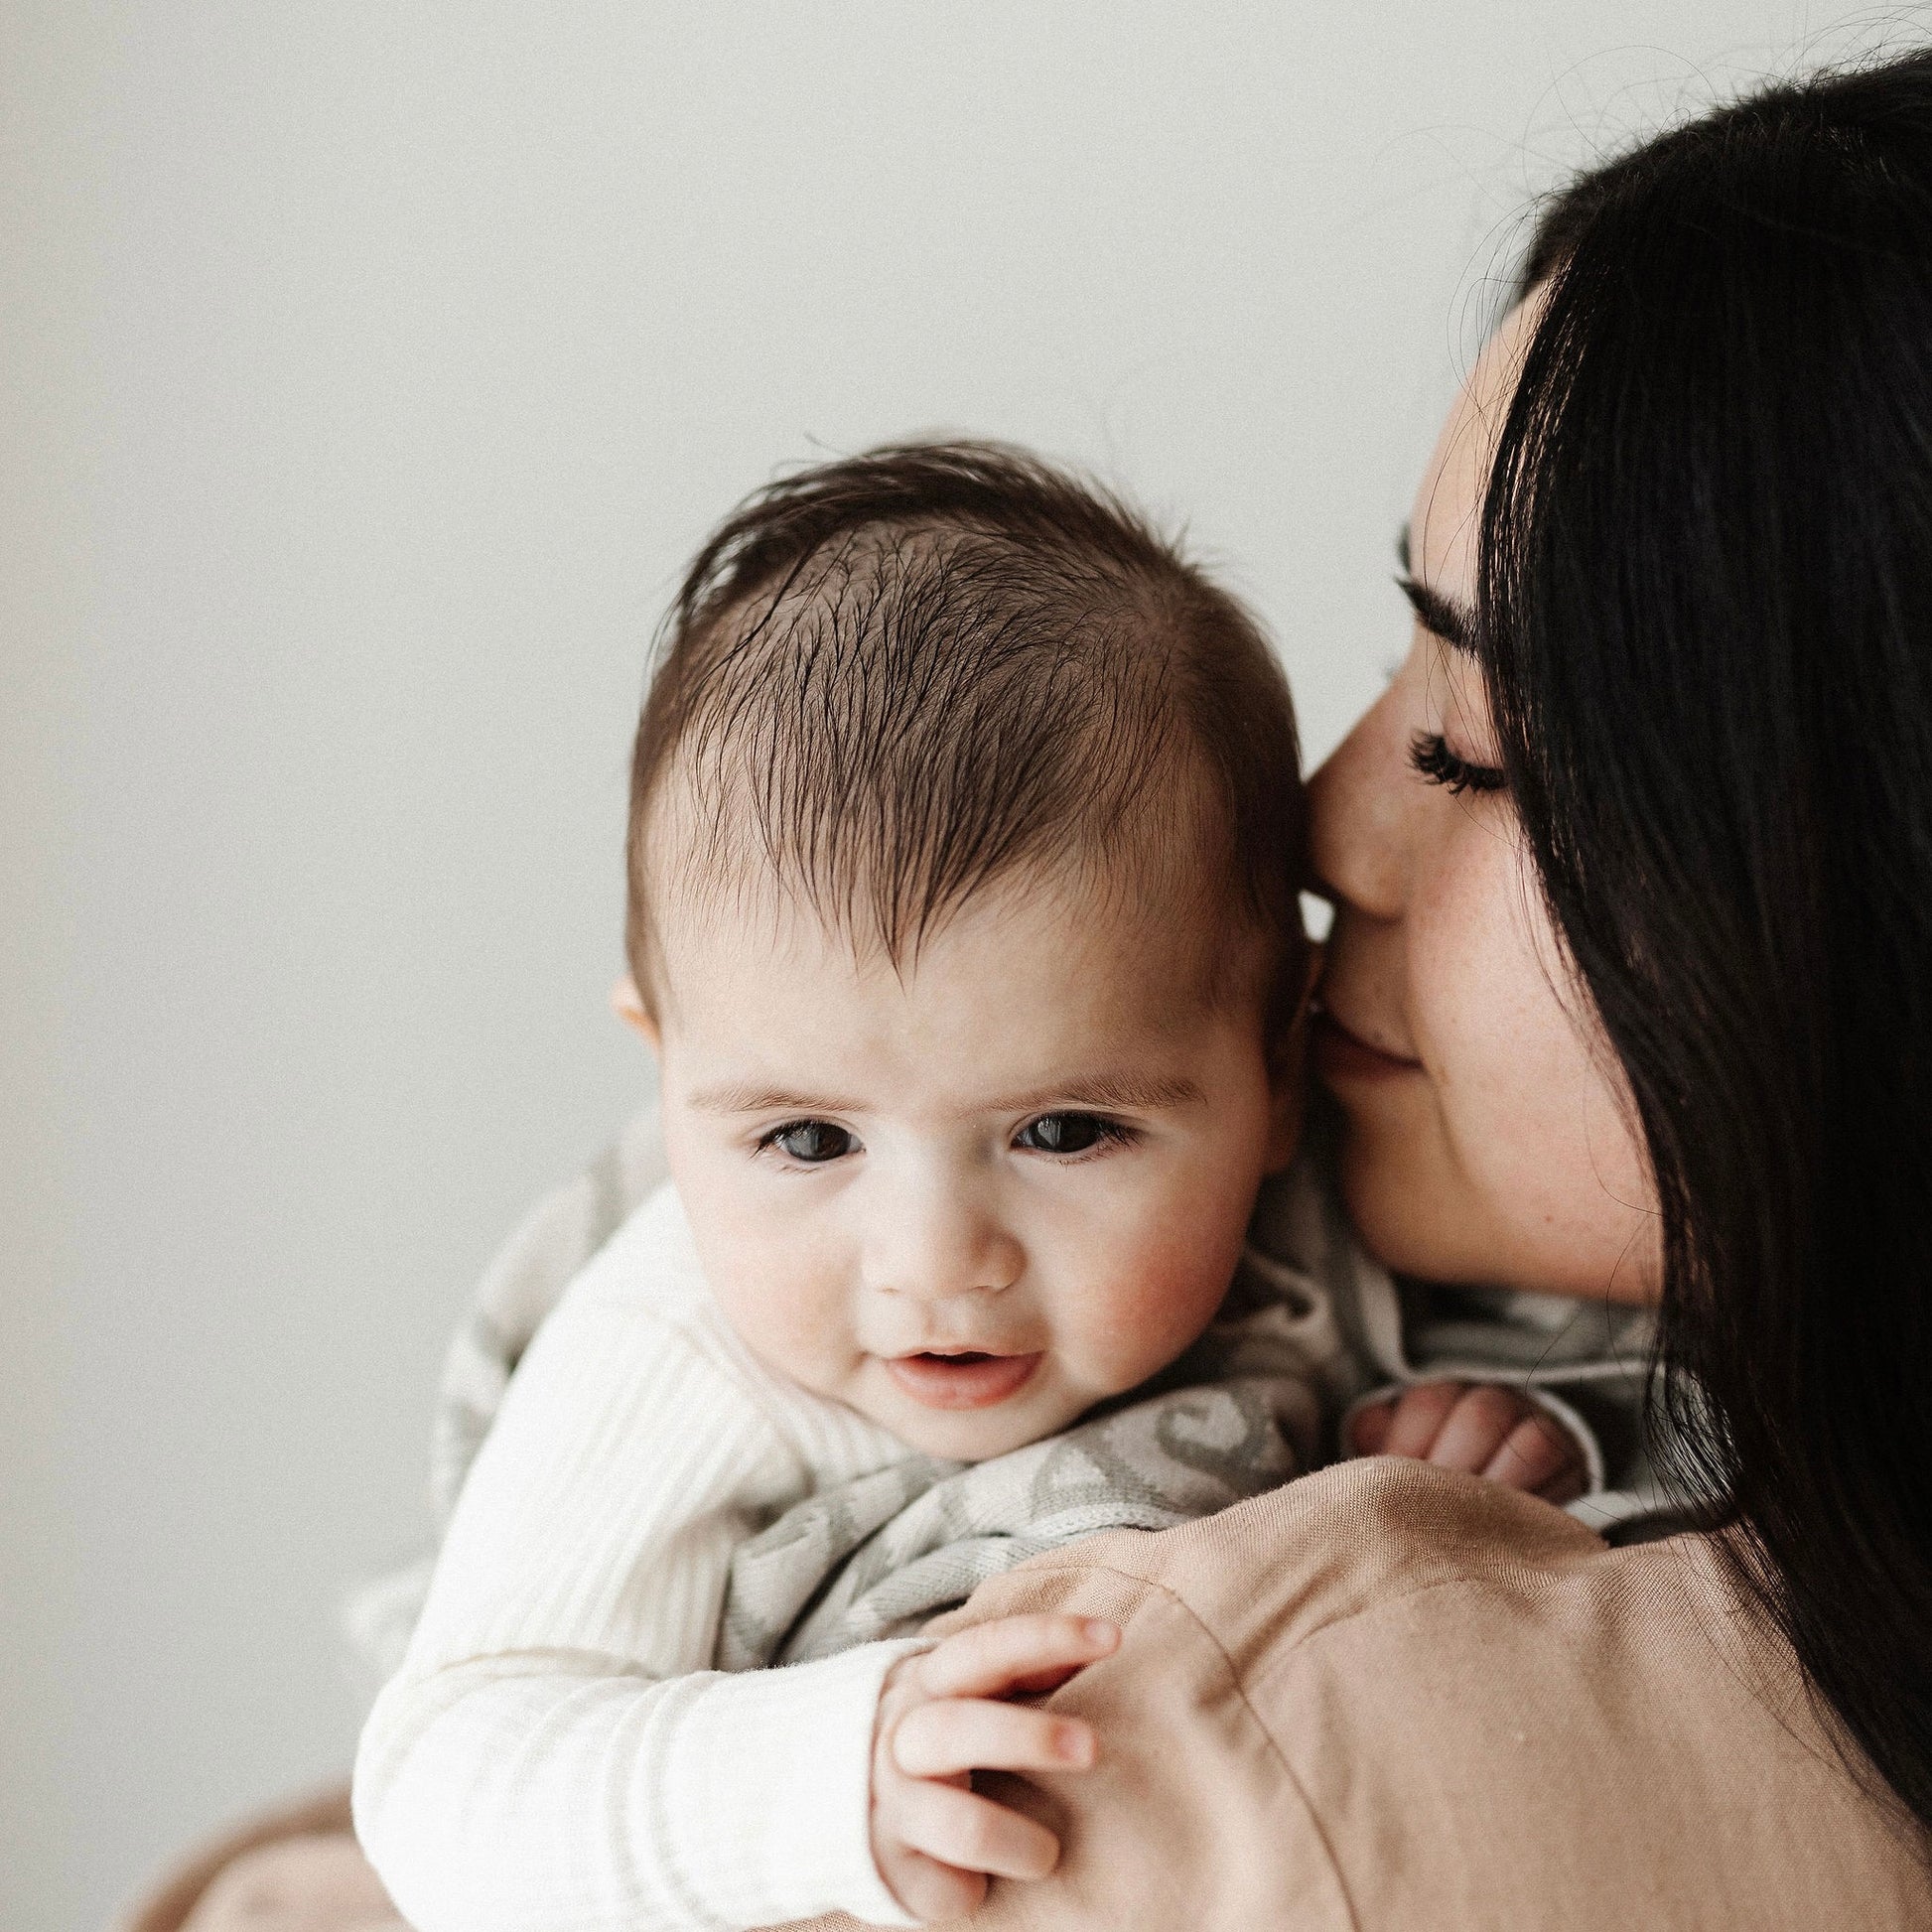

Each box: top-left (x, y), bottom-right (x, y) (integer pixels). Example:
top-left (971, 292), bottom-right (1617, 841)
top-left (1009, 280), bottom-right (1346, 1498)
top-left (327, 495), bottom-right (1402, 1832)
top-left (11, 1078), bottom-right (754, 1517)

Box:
top-left (763, 1120), bottom-right (856, 1164)
top-left (1014, 1112), bottom-right (1128, 1157)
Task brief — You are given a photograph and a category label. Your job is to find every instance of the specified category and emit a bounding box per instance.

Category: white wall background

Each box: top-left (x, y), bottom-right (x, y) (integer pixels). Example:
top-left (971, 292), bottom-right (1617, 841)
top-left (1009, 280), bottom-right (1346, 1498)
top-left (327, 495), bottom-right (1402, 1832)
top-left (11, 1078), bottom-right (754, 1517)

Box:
top-left (5, 4), bottom-right (1917, 1926)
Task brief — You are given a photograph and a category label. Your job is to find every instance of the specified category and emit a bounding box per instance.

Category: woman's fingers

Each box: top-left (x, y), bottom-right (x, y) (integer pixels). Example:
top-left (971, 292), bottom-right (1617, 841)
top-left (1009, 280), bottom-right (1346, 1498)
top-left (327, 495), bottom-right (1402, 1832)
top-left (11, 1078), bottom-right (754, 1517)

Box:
top-left (1534, 1459), bottom-right (1589, 1506)
top-left (1378, 1380), bottom-right (1465, 1458)
top-left (891, 1772), bottom-right (1063, 1880)
top-left (915, 1614), bottom-right (1119, 1702)
top-left (894, 1697), bottom-right (1096, 1779)
top-left (1364, 1380), bottom-right (1589, 1499)
top-left (1348, 1397), bottom-right (1395, 1454)
top-left (1481, 1410), bottom-right (1584, 1495)
top-left (1426, 1383), bottom-right (1531, 1473)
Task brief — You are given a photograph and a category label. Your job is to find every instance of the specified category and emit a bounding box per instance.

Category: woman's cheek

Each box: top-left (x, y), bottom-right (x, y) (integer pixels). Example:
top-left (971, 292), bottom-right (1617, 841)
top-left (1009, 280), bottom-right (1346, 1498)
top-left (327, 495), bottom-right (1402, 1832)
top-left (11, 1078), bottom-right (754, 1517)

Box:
top-left (1419, 839), bottom-right (1552, 1137)
top-left (1414, 822), bottom-right (1656, 1294)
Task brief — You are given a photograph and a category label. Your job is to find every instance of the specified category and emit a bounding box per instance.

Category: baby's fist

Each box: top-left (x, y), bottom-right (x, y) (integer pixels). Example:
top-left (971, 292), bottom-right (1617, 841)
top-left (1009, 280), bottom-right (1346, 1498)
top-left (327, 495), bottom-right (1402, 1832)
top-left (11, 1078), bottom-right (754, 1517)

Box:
top-left (871, 1612), bottom-right (1118, 1923)
top-left (1349, 1381), bottom-right (1588, 1503)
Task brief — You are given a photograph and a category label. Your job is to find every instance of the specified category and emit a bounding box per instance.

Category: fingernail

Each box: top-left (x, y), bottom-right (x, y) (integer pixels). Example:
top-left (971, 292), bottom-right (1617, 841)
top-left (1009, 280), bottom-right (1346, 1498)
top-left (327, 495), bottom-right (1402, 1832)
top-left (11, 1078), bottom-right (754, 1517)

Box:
top-left (1084, 1619), bottom-right (1118, 1647)
top-left (1055, 1724), bottom-right (1094, 1765)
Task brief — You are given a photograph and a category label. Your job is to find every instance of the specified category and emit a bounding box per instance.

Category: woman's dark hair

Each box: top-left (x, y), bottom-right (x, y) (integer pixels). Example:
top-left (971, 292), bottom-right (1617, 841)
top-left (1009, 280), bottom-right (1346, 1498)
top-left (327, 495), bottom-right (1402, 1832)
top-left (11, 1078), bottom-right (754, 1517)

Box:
top-left (1481, 50), bottom-right (1932, 1831)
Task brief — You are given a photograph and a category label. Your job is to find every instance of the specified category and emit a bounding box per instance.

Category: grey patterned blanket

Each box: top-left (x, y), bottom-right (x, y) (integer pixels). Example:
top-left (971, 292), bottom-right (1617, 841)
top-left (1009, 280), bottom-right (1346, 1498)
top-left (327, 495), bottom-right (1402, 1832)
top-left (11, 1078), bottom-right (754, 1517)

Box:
top-left (721, 1270), bottom-right (1326, 1666)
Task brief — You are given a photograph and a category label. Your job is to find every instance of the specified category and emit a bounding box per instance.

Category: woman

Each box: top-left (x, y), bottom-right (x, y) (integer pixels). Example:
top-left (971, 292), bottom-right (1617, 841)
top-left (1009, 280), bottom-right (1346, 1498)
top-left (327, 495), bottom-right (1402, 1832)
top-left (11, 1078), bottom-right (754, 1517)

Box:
top-left (907, 44), bottom-right (1932, 1930)
top-left (136, 45), bottom-right (1931, 1932)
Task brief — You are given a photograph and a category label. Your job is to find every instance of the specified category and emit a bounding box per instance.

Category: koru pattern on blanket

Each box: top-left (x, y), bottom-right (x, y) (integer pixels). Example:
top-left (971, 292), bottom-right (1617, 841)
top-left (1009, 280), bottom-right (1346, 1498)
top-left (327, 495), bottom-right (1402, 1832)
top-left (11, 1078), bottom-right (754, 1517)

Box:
top-left (718, 1278), bottom-right (1325, 1667)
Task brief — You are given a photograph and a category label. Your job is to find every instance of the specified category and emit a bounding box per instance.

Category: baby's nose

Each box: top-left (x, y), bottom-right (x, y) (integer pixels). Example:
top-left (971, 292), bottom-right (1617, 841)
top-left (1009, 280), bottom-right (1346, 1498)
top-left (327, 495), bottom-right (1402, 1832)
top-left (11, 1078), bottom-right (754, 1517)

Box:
top-left (867, 1186), bottom-right (1024, 1302)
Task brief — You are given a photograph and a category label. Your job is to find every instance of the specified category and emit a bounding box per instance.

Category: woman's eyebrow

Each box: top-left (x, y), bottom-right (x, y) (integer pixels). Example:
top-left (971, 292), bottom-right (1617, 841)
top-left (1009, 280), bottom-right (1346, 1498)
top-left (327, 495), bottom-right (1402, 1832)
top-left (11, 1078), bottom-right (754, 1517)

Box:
top-left (1395, 527), bottom-right (1476, 654)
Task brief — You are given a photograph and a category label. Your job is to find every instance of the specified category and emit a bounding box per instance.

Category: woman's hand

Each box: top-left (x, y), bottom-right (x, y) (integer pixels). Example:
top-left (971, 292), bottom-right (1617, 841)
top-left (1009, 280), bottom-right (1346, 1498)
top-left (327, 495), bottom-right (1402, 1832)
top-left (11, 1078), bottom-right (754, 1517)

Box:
top-left (1349, 1380), bottom-right (1588, 1504)
top-left (870, 1613), bottom-right (1119, 1923)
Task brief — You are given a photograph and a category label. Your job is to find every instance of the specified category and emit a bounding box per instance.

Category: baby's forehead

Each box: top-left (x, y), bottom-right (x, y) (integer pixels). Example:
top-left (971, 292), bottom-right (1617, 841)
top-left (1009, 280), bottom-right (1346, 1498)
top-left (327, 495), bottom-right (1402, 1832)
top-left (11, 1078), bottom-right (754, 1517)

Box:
top-left (638, 747), bottom-right (1251, 988)
top-left (646, 855), bottom-right (1263, 1054)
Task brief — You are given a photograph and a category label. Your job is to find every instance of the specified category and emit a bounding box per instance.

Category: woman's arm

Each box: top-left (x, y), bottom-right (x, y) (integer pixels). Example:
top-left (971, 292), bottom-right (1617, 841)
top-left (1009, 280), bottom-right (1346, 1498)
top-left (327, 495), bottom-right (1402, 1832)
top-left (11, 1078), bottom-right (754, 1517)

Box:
top-left (792, 1458), bottom-right (1927, 1932)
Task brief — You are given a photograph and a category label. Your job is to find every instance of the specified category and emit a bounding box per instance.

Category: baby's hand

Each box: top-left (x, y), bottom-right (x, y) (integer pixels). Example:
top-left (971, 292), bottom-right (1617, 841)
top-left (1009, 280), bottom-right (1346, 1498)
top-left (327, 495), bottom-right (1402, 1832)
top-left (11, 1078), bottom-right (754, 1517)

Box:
top-left (1348, 1380), bottom-right (1588, 1503)
top-left (871, 1612), bottom-right (1119, 1923)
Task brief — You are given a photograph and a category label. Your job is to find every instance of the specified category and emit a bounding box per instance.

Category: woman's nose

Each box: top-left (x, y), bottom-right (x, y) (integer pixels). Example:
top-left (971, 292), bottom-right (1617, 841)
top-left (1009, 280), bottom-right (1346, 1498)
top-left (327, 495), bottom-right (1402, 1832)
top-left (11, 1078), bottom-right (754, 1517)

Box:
top-left (866, 1176), bottom-right (1024, 1305)
top-left (1307, 678), bottom-right (1411, 923)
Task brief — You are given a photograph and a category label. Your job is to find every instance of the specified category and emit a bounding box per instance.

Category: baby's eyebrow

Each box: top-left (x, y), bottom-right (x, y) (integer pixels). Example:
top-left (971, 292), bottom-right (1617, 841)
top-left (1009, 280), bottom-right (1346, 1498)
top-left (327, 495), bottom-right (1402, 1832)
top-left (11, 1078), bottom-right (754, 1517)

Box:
top-left (992, 1073), bottom-right (1205, 1115)
top-left (687, 1081), bottom-right (868, 1116)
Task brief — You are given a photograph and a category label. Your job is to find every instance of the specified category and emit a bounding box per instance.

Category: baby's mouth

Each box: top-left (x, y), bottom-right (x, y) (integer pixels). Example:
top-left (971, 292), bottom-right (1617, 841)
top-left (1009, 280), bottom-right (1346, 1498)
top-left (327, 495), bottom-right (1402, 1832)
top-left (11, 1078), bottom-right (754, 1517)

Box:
top-left (884, 1348), bottom-right (1043, 1411)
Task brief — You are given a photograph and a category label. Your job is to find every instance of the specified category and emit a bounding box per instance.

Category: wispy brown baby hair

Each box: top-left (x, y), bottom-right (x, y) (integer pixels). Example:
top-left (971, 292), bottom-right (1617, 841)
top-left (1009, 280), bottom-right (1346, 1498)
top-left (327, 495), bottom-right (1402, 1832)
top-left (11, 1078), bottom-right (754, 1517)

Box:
top-left (626, 440), bottom-right (1306, 1019)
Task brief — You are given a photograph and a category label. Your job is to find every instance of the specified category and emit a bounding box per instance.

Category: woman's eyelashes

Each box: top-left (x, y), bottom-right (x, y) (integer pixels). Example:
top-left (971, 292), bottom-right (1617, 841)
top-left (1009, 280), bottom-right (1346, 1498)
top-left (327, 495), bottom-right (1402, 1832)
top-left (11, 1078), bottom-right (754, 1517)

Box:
top-left (1409, 730), bottom-right (1506, 795)
top-left (760, 1119), bottom-right (857, 1164)
top-left (1013, 1112), bottom-right (1136, 1158)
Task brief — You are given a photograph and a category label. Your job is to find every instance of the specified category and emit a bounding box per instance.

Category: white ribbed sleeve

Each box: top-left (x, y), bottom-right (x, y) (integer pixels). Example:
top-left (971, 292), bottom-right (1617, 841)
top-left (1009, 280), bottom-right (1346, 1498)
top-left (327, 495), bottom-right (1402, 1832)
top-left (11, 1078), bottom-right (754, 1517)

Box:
top-left (352, 1184), bottom-right (923, 1932)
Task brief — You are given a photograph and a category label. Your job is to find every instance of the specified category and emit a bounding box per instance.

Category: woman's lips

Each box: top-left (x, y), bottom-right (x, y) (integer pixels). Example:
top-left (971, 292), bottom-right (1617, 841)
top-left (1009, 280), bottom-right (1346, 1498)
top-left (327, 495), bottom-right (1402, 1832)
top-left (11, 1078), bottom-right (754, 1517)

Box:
top-left (1312, 1009), bottom-right (1424, 1082)
top-left (885, 1349), bottom-right (1043, 1410)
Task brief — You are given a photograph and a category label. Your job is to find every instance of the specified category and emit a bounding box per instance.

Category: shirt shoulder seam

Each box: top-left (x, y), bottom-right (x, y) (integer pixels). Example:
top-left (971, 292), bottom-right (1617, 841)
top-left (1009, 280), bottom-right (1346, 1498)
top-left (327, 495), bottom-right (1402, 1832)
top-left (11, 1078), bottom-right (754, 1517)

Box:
top-left (999, 1557), bottom-right (1364, 1932)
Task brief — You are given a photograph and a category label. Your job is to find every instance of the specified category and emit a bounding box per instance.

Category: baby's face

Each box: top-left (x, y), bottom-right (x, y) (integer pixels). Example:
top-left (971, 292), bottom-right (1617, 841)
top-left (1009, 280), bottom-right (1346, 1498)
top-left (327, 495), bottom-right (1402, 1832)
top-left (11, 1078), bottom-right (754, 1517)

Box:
top-left (641, 876), bottom-right (1300, 1461)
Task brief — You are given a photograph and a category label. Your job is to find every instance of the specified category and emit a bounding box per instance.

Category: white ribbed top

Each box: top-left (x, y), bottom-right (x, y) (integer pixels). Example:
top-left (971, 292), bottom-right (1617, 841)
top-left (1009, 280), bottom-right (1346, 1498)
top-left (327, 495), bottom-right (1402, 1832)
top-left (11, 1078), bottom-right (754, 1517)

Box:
top-left (352, 1182), bottom-right (925, 1932)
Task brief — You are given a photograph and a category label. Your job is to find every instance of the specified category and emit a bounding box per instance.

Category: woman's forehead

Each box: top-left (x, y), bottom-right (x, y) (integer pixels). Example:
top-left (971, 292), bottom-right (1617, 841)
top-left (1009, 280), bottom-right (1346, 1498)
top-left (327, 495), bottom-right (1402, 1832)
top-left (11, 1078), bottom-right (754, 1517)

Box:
top-left (1410, 297), bottom-right (1544, 595)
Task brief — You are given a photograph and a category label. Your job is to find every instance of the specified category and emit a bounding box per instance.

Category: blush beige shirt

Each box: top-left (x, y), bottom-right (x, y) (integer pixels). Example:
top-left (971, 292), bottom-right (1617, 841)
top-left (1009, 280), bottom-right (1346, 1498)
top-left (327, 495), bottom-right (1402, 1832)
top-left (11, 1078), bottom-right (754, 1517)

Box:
top-left (778, 1457), bottom-right (1929, 1931)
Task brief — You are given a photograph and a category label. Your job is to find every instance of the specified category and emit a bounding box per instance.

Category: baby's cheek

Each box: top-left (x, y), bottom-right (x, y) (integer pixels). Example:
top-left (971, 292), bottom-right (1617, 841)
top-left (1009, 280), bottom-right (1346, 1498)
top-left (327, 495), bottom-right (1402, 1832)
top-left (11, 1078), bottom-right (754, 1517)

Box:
top-left (701, 1234), bottom-right (855, 1391)
top-left (1068, 1230), bottom-right (1244, 1391)
top-left (1060, 1146), bottom-right (1265, 1388)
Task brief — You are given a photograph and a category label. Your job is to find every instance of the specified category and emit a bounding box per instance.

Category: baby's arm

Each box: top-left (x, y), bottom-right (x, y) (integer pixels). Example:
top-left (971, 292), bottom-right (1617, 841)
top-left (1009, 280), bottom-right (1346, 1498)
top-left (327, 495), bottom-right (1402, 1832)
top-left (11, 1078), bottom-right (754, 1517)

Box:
top-left (352, 1261), bottom-right (917, 1932)
top-left (358, 1635), bottom-right (920, 1930)
top-left (1347, 1380), bottom-right (1589, 1502)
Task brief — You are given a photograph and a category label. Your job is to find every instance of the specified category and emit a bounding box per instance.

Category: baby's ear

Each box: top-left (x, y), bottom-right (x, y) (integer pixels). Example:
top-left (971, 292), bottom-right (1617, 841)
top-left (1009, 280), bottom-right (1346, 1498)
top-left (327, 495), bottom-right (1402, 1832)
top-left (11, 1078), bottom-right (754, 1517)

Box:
top-left (611, 973), bottom-right (660, 1051)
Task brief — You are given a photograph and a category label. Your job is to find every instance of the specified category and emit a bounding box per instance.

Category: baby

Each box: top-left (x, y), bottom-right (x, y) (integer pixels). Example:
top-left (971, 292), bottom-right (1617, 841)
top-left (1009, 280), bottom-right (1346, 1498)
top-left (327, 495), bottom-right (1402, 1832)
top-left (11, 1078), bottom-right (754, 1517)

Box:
top-left (353, 443), bottom-right (1587, 1932)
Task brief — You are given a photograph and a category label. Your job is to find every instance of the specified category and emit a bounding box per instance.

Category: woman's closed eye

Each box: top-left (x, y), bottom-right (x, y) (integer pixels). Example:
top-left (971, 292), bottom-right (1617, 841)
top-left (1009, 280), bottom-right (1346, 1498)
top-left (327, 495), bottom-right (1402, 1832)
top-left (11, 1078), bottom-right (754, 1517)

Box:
top-left (760, 1119), bottom-right (858, 1164)
top-left (1409, 730), bottom-right (1506, 796)
top-left (1013, 1112), bottom-right (1136, 1159)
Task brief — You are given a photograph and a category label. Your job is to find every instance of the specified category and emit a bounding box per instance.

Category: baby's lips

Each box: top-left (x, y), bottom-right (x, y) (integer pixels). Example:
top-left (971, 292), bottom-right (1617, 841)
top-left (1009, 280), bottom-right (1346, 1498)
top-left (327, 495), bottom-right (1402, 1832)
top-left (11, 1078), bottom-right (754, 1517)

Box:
top-left (885, 1349), bottom-right (1043, 1410)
